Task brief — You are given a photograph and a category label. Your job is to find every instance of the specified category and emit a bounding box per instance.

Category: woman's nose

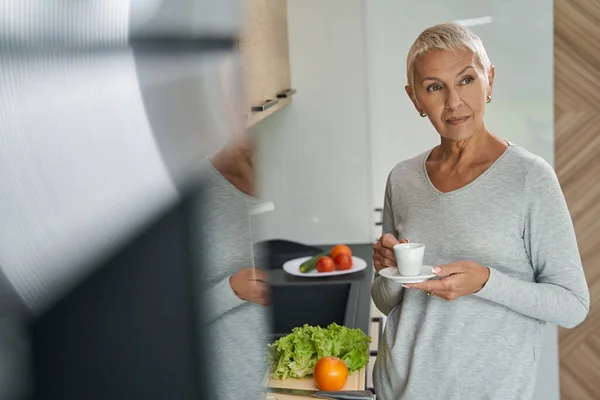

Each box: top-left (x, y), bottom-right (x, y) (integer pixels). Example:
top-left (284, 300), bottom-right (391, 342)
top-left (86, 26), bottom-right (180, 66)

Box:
top-left (445, 88), bottom-right (463, 110)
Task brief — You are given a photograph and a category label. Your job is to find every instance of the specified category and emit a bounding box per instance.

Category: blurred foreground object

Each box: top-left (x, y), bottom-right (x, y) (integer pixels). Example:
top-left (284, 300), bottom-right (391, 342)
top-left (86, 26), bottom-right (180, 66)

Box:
top-left (31, 183), bottom-right (208, 400)
top-left (0, 0), bottom-right (245, 398)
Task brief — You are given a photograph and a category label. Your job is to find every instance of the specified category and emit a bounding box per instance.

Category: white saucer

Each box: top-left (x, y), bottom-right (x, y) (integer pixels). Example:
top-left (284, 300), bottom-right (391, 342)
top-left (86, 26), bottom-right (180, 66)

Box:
top-left (379, 265), bottom-right (437, 283)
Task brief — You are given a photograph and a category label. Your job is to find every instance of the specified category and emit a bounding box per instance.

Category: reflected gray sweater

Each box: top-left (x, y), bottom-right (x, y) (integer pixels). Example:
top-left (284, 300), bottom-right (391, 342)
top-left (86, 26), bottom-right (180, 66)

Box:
top-left (199, 161), bottom-right (269, 400)
top-left (372, 144), bottom-right (589, 400)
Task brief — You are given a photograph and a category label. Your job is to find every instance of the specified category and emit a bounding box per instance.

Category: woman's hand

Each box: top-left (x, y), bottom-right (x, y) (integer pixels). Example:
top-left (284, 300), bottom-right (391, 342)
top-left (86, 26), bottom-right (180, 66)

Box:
top-left (373, 234), bottom-right (408, 272)
top-left (229, 268), bottom-right (270, 306)
top-left (403, 260), bottom-right (490, 301)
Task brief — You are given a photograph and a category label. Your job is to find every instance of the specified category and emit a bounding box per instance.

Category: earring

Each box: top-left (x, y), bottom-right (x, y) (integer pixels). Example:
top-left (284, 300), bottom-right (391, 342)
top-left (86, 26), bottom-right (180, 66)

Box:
top-left (419, 111), bottom-right (427, 118)
top-left (486, 95), bottom-right (492, 103)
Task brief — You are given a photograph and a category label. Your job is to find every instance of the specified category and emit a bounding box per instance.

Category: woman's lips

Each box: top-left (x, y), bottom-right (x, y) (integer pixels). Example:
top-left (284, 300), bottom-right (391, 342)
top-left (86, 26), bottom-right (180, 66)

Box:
top-left (446, 116), bottom-right (470, 125)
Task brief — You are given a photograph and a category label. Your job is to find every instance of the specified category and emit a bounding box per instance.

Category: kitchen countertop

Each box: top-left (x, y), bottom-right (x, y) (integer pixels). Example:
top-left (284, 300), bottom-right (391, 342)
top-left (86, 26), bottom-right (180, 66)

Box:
top-left (268, 243), bottom-right (374, 336)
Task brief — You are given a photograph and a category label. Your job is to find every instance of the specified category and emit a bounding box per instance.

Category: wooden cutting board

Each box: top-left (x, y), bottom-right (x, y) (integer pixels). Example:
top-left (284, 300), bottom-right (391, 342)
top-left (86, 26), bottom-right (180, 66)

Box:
top-left (264, 367), bottom-right (366, 400)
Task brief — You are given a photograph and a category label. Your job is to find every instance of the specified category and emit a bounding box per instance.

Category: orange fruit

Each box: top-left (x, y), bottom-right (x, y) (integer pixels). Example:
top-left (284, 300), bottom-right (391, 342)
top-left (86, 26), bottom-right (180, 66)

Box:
top-left (314, 356), bottom-right (348, 391)
top-left (330, 244), bottom-right (352, 259)
top-left (334, 253), bottom-right (353, 271)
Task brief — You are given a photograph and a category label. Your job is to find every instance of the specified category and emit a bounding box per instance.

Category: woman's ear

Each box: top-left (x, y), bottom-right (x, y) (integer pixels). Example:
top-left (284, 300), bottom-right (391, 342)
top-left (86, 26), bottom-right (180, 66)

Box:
top-left (487, 65), bottom-right (495, 97)
top-left (405, 85), bottom-right (422, 114)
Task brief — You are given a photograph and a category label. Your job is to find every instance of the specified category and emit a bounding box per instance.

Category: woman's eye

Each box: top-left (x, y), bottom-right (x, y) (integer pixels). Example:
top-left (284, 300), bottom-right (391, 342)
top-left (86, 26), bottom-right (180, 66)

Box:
top-left (427, 83), bottom-right (442, 92)
top-left (461, 76), bottom-right (474, 85)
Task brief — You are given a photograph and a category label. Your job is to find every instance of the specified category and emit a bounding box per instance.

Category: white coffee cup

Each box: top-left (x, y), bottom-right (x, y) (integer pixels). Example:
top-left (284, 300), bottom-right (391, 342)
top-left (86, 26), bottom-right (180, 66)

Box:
top-left (393, 243), bottom-right (425, 276)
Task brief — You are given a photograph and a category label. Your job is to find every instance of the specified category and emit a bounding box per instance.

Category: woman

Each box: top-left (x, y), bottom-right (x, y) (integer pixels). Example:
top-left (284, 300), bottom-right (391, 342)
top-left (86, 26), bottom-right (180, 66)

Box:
top-left (371, 23), bottom-right (589, 400)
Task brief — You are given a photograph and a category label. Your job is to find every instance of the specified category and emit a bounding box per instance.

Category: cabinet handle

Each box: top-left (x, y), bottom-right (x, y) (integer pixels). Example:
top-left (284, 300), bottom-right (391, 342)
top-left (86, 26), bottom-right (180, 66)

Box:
top-left (276, 88), bottom-right (297, 98)
top-left (251, 99), bottom-right (278, 112)
top-left (374, 208), bottom-right (383, 227)
top-left (369, 317), bottom-right (383, 357)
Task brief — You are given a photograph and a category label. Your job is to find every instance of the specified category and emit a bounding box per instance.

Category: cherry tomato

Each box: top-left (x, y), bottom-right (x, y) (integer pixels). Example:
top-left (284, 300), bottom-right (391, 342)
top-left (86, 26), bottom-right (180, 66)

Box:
top-left (334, 253), bottom-right (353, 271)
top-left (316, 256), bottom-right (335, 273)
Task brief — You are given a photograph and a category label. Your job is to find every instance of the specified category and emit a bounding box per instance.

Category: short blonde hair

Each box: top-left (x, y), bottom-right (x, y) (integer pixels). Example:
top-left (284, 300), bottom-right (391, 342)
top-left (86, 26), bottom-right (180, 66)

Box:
top-left (406, 23), bottom-right (491, 88)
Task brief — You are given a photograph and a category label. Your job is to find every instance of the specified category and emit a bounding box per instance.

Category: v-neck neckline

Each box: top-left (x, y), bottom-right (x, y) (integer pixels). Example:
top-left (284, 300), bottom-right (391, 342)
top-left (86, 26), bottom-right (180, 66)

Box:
top-left (421, 143), bottom-right (513, 197)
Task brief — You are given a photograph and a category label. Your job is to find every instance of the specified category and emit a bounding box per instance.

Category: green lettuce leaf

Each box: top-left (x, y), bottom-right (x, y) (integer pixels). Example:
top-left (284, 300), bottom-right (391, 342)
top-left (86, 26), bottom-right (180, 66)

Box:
top-left (268, 323), bottom-right (371, 379)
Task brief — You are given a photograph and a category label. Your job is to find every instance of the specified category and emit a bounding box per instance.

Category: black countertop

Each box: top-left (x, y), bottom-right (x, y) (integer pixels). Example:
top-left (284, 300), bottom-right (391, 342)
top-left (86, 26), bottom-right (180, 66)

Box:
top-left (268, 243), bottom-right (374, 335)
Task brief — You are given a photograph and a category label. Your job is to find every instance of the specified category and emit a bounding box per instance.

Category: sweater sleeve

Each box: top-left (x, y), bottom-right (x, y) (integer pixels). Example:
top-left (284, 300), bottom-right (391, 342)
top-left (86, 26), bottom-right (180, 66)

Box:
top-left (203, 275), bottom-right (247, 324)
top-left (474, 158), bottom-right (590, 328)
top-left (371, 173), bottom-right (406, 316)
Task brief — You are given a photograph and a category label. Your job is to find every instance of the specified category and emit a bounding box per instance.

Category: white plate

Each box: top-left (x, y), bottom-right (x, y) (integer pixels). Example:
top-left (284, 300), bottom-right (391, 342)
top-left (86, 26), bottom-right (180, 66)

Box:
top-left (379, 265), bottom-right (437, 283)
top-left (282, 256), bottom-right (368, 278)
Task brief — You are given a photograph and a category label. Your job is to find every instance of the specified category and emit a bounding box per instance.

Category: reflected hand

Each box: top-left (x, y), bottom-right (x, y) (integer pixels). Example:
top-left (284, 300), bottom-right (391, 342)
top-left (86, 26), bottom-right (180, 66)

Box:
top-left (229, 268), bottom-right (270, 306)
top-left (403, 260), bottom-right (490, 301)
top-left (373, 234), bottom-right (408, 272)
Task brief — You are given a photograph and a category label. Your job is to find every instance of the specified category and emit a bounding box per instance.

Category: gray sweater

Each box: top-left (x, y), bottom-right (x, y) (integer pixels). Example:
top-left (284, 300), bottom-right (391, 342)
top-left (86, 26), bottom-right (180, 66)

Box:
top-left (372, 144), bottom-right (589, 400)
top-left (199, 161), bottom-right (269, 400)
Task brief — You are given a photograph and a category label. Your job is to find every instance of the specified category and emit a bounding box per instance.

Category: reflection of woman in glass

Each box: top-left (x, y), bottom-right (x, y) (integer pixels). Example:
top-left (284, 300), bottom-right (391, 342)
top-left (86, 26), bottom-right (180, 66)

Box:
top-left (371, 23), bottom-right (589, 400)
top-left (201, 133), bottom-right (270, 400)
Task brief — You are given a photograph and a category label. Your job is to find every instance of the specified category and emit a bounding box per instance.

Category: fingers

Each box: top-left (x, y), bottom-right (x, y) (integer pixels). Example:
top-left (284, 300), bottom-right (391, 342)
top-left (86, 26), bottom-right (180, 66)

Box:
top-left (373, 235), bottom-right (401, 272)
top-left (373, 252), bottom-right (397, 271)
top-left (373, 242), bottom-right (396, 272)
top-left (373, 242), bottom-right (396, 263)
top-left (373, 260), bottom-right (386, 272)
top-left (401, 261), bottom-right (483, 301)
top-left (380, 246), bottom-right (396, 261)
top-left (380, 233), bottom-right (400, 249)
top-left (405, 276), bottom-right (462, 293)
top-left (404, 276), bottom-right (463, 301)
top-left (432, 262), bottom-right (466, 277)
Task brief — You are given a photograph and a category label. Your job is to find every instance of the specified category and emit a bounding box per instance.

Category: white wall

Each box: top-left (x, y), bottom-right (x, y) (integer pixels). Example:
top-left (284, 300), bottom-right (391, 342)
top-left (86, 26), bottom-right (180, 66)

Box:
top-left (253, 0), bottom-right (372, 245)
top-left (364, 1), bottom-right (557, 399)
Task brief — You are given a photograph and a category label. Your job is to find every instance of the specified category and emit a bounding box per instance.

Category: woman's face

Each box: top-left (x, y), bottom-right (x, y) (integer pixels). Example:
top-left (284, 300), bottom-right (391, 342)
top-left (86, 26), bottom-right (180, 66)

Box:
top-left (406, 48), bottom-right (494, 142)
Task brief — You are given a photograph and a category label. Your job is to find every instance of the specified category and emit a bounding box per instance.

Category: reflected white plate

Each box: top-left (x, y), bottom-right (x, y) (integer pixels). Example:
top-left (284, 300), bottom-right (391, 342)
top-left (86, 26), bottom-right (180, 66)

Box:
top-left (379, 265), bottom-right (436, 283)
top-left (283, 256), bottom-right (367, 277)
